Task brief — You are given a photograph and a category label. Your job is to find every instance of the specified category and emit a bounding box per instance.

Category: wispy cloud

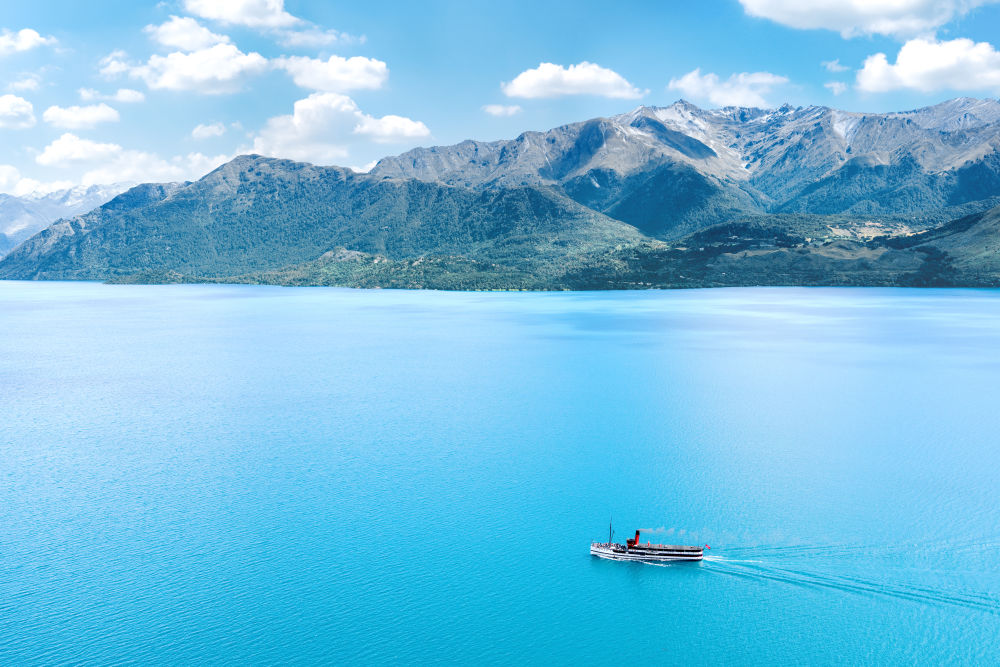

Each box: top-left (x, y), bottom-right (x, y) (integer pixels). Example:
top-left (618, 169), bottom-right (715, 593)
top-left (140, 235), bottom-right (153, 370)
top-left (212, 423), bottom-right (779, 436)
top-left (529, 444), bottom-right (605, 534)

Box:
top-left (192, 122), bottom-right (227, 139)
top-left (482, 104), bottom-right (522, 116)
top-left (79, 88), bottom-right (146, 103)
top-left (668, 68), bottom-right (789, 107)
top-left (738, 0), bottom-right (1000, 39)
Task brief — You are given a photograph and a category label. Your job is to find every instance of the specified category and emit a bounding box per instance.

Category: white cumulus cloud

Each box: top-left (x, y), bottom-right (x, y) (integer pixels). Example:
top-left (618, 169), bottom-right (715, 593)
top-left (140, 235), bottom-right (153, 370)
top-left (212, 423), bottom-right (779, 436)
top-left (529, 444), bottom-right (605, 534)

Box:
top-left (183, 0), bottom-right (300, 28)
top-left (0, 165), bottom-right (32, 195)
top-left (482, 104), bottom-right (522, 116)
top-left (251, 92), bottom-right (429, 164)
top-left (738, 0), bottom-right (999, 38)
top-left (0, 28), bottom-right (56, 56)
top-left (857, 37), bottom-right (1000, 92)
top-left (145, 16), bottom-right (231, 51)
top-left (0, 94), bottom-right (36, 129)
top-left (34, 132), bottom-right (228, 185)
top-left (0, 164), bottom-right (73, 196)
top-left (182, 0), bottom-right (359, 51)
top-left (109, 44), bottom-right (268, 94)
top-left (43, 103), bottom-right (120, 129)
top-left (668, 69), bottom-right (789, 107)
top-left (36, 133), bottom-right (122, 166)
top-left (80, 150), bottom-right (229, 186)
top-left (276, 55), bottom-right (388, 92)
top-left (822, 59), bottom-right (849, 72)
top-left (79, 88), bottom-right (146, 103)
top-left (192, 121), bottom-right (227, 139)
top-left (825, 81), bottom-right (848, 95)
top-left (252, 93), bottom-right (356, 163)
top-left (0, 164), bottom-right (27, 194)
top-left (502, 62), bottom-right (645, 99)
top-left (0, 164), bottom-right (20, 189)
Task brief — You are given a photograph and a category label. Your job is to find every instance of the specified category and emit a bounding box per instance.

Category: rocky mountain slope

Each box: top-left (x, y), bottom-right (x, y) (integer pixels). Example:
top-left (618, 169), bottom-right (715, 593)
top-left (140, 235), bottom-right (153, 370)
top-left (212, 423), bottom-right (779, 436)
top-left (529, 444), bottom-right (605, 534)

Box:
top-left (2, 98), bottom-right (1000, 289)
top-left (374, 97), bottom-right (1000, 234)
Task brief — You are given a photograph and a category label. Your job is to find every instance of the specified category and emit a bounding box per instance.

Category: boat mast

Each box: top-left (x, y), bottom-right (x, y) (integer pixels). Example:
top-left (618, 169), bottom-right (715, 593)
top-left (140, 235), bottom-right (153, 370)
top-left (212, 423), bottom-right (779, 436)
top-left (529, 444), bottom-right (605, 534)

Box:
top-left (609, 516), bottom-right (613, 544)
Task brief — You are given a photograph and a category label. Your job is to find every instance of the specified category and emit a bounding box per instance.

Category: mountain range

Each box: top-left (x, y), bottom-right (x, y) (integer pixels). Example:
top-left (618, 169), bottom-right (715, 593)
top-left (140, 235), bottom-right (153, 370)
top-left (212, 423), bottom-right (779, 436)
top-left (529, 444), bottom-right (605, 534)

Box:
top-left (2, 97), bottom-right (1000, 289)
top-left (0, 184), bottom-right (131, 258)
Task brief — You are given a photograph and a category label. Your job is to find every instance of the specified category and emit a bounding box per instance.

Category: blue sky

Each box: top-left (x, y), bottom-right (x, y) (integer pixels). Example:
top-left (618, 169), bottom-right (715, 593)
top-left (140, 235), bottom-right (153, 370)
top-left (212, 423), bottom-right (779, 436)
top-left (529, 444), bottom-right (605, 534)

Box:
top-left (2, 0), bottom-right (1000, 193)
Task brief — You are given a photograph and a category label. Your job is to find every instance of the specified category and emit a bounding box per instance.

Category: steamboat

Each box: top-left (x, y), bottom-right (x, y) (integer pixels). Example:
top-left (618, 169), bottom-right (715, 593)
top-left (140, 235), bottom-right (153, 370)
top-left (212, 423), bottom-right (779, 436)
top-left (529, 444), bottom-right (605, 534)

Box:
top-left (590, 525), bottom-right (706, 562)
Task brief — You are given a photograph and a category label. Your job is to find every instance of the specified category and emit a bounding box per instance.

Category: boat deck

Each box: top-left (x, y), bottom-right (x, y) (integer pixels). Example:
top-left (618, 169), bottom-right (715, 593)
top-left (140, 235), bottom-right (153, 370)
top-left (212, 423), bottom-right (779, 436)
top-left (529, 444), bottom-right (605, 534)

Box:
top-left (629, 543), bottom-right (702, 551)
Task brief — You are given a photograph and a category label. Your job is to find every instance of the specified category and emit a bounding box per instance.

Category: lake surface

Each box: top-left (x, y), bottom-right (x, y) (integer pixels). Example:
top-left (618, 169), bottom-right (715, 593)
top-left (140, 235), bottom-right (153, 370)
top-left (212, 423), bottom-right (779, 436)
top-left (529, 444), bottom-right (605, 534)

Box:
top-left (2, 282), bottom-right (999, 664)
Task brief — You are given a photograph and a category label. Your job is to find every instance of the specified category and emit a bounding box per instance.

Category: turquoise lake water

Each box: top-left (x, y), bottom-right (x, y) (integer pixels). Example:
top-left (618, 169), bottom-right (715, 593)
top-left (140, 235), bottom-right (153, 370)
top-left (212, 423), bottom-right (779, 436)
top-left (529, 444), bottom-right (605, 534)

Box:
top-left (2, 282), bottom-right (999, 664)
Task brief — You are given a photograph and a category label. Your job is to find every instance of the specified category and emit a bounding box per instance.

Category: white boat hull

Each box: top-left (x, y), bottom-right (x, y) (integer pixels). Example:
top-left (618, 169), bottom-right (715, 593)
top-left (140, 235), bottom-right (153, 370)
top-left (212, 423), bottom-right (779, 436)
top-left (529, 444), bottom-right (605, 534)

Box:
top-left (590, 543), bottom-right (703, 562)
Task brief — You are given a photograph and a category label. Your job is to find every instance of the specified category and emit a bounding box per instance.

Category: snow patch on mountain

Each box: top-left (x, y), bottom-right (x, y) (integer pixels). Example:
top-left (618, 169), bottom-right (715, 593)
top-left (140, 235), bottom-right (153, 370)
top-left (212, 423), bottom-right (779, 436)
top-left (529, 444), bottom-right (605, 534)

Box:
top-left (830, 110), bottom-right (861, 142)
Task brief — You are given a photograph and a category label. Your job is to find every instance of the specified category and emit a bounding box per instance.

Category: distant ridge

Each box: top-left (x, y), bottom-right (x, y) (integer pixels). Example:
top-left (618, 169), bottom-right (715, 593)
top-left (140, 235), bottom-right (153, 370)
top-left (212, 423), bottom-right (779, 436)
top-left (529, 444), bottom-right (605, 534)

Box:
top-left (2, 98), bottom-right (1000, 289)
top-left (0, 183), bottom-right (131, 258)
